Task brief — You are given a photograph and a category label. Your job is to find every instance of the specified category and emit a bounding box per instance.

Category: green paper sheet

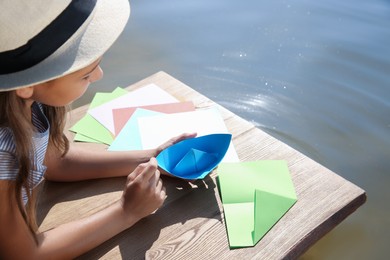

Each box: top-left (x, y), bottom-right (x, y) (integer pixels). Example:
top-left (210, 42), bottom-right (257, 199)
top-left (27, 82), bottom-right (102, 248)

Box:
top-left (70, 87), bottom-right (128, 145)
top-left (74, 133), bottom-right (101, 143)
top-left (217, 160), bottom-right (297, 248)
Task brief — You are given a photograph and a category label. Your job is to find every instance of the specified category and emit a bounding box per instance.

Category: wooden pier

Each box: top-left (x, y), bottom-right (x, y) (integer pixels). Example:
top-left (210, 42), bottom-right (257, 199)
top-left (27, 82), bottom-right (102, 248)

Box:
top-left (37, 71), bottom-right (366, 259)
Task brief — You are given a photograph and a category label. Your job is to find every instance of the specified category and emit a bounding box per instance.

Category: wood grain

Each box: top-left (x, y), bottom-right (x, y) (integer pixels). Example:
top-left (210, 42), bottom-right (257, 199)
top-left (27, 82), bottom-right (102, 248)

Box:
top-left (37, 71), bottom-right (366, 260)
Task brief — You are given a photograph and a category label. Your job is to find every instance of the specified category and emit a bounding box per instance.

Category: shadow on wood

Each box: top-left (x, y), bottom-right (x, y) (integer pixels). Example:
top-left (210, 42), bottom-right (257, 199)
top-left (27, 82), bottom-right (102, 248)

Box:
top-left (37, 173), bottom-right (221, 259)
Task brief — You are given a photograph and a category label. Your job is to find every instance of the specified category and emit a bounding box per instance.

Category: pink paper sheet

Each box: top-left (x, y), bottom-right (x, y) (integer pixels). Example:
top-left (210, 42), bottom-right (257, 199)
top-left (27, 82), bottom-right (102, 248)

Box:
top-left (112, 101), bottom-right (195, 136)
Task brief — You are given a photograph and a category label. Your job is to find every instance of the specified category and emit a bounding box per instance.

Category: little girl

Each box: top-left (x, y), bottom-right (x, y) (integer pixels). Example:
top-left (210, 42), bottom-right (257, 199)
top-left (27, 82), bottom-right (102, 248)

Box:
top-left (0, 1), bottom-right (195, 258)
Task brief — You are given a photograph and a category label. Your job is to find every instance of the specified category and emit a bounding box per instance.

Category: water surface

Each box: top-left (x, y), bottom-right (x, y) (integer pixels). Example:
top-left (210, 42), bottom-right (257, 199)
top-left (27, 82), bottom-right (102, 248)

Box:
top-left (74, 0), bottom-right (390, 258)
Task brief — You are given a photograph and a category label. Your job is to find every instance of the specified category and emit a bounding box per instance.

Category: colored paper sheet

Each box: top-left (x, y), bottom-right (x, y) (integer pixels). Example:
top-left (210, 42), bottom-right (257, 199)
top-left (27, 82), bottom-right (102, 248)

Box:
top-left (157, 134), bottom-right (232, 180)
top-left (137, 107), bottom-right (239, 162)
top-left (73, 133), bottom-right (101, 143)
top-left (108, 109), bottom-right (164, 151)
top-left (70, 87), bottom-right (128, 144)
top-left (112, 101), bottom-right (195, 136)
top-left (89, 84), bottom-right (179, 134)
top-left (217, 161), bottom-right (297, 248)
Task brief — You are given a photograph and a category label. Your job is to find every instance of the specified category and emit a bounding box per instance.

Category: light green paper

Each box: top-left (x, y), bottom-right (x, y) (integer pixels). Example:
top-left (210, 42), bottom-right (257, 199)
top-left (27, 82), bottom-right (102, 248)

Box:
top-left (70, 87), bottom-right (128, 145)
top-left (217, 160), bottom-right (297, 248)
top-left (74, 133), bottom-right (101, 143)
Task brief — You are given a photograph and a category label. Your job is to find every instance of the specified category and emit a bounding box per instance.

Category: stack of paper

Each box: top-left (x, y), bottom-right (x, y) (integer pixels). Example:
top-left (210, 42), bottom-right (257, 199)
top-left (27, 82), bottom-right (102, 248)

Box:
top-left (70, 87), bottom-right (128, 144)
top-left (70, 83), bottom-right (239, 164)
top-left (88, 84), bottom-right (183, 135)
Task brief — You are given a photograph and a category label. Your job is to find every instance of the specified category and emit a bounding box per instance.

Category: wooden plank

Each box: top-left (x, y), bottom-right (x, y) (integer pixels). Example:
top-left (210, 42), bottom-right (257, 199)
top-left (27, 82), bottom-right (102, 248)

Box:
top-left (37, 71), bottom-right (366, 259)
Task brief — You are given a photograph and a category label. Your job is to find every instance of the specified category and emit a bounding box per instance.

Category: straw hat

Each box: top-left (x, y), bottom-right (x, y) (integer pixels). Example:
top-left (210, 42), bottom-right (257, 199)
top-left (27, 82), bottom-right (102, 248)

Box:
top-left (0, 0), bottom-right (130, 91)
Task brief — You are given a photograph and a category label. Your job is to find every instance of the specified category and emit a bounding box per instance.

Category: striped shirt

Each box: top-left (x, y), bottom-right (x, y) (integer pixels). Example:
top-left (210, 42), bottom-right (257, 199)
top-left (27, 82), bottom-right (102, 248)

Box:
top-left (0, 102), bottom-right (50, 204)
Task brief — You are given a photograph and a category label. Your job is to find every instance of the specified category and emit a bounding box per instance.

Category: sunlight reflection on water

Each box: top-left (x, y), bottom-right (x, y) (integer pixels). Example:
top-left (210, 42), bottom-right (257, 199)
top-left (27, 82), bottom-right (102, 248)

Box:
top-left (74, 0), bottom-right (390, 258)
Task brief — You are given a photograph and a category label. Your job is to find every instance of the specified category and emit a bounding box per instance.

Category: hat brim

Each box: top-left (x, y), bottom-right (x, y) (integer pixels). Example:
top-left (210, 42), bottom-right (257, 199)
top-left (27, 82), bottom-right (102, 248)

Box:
top-left (0, 0), bottom-right (130, 91)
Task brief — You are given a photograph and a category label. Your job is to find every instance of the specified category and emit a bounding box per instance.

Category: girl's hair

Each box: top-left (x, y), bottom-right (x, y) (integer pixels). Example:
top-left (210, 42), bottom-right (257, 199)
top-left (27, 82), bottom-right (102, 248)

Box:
top-left (0, 90), bottom-right (69, 240)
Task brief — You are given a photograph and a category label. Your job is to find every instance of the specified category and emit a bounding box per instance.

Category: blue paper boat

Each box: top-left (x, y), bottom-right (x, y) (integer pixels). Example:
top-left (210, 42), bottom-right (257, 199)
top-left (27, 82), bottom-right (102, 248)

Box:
top-left (157, 133), bottom-right (232, 180)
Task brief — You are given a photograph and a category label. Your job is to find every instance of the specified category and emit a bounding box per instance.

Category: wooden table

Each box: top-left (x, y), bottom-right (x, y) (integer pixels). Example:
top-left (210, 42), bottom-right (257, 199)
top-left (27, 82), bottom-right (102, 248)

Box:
top-left (37, 71), bottom-right (366, 259)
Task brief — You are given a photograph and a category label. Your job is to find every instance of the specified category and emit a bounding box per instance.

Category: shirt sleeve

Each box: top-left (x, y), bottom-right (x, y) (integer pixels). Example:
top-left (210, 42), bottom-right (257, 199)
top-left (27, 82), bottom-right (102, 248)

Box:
top-left (0, 128), bottom-right (18, 181)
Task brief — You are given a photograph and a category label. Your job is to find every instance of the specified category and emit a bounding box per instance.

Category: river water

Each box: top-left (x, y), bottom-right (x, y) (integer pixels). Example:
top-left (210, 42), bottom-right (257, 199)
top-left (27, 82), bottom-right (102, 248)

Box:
top-left (74, 0), bottom-right (390, 258)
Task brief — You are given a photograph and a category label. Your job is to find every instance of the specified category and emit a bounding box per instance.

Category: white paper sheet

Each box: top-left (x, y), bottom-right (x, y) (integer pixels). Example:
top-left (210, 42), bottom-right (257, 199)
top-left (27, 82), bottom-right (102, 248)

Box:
top-left (137, 107), bottom-right (239, 162)
top-left (89, 84), bottom-right (179, 134)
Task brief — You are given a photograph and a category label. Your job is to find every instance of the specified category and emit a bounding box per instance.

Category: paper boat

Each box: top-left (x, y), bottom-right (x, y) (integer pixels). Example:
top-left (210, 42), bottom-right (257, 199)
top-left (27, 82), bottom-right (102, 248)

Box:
top-left (157, 133), bottom-right (232, 179)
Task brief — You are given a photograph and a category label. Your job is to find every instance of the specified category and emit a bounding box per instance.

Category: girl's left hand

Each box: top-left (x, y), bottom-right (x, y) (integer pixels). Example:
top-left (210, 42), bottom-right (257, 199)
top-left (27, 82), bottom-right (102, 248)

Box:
top-left (156, 132), bottom-right (197, 156)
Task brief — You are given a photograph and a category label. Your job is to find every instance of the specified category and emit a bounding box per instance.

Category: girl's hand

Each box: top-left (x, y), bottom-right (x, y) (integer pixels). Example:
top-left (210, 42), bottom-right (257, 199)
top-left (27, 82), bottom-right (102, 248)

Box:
top-left (154, 132), bottom-right (197, 177)
top-left (156, 132), bottom-right (197, 156)
top-left (119, 157), bottom-right (166, 226)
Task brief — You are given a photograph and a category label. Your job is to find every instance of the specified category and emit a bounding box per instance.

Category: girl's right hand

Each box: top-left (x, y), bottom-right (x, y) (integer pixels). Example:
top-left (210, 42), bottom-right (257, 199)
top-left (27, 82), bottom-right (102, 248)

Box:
top-left (119, 157), bottom-right (166, 226)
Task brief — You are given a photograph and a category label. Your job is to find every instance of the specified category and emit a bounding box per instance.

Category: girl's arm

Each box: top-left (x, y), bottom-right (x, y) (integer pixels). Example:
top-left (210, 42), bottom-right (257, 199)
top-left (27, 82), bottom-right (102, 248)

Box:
top-left (0, 158), bottom-right (165, 260)
top-left (44, 132), bottom-right (196, 182)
